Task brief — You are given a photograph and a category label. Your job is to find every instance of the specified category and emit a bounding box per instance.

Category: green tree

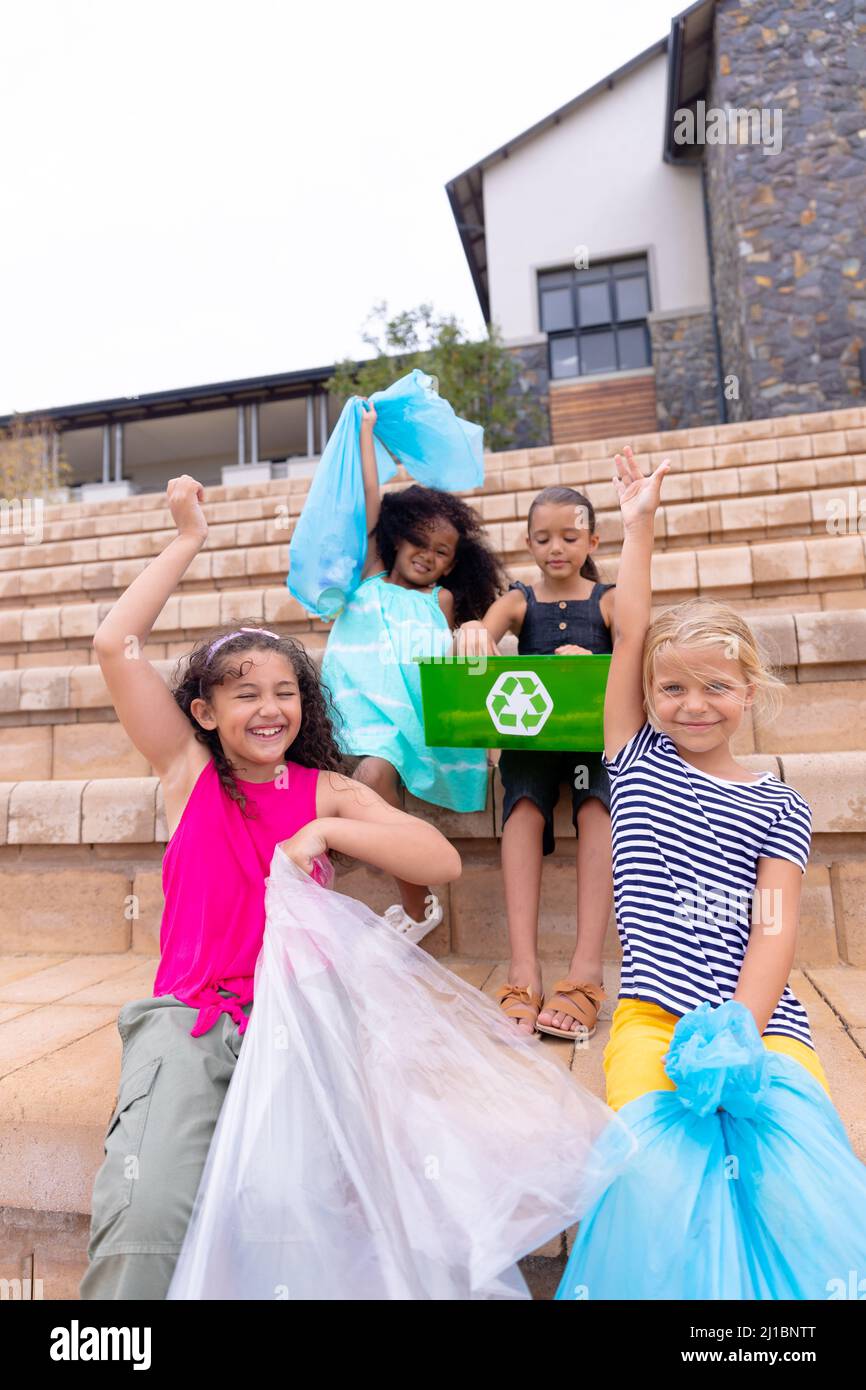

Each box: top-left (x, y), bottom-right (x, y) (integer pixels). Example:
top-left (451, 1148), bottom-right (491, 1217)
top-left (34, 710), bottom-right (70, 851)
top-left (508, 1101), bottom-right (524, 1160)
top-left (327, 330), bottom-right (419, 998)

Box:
top-left (0, 416), bottom-right (70, 501)
top-left (327, 303), bottom-right (545, 453)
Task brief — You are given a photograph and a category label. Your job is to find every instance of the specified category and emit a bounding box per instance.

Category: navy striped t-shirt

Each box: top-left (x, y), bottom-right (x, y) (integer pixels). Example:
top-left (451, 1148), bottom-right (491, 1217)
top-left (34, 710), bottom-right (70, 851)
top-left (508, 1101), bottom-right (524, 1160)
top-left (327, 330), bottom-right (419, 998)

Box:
top-left (603, 721), bottom-right (814, 1048)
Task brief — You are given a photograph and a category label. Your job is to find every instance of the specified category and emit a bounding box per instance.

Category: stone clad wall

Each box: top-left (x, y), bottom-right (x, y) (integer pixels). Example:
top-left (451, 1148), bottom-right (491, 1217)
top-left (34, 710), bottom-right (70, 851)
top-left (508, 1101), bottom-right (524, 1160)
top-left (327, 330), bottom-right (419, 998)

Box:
top-left (648, 309), bottom-right (722, 430)
top-left (706, 0), bottom-right (866, 419)
top-left (504, 342), bottom-right (551, 448)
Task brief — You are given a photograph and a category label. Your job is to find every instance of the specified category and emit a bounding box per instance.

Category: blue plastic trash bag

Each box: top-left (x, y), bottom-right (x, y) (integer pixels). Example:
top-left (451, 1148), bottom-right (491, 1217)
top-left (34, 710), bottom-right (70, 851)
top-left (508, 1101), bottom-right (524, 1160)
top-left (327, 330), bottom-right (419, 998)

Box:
top-left (555, 1000), bottom-right (866, 1300)
top-left (287, 369), bottom-right (484, 620)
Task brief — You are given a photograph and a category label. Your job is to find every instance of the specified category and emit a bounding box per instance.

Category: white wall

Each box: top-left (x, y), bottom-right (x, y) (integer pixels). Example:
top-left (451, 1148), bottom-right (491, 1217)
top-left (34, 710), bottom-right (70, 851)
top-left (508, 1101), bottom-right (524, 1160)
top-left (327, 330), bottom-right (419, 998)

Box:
top-left (483, 51), bottom-right (711, 342)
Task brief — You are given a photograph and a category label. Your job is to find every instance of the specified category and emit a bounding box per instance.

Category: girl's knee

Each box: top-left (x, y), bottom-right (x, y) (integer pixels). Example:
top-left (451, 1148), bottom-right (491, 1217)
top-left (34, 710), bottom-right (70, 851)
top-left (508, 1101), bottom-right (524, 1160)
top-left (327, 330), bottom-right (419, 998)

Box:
top-left (353, 756), bottom-right (391, 789)
top-left (576, 795), bottom-right (610, 822)
top-left (506, 797), bottom-right (546, 823)
top-left (353, 757), bottom-right (398, 794)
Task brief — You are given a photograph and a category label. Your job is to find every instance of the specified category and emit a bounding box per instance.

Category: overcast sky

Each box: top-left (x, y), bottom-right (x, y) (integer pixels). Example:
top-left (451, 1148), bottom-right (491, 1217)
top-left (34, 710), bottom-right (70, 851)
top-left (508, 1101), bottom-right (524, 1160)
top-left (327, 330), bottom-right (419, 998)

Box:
top-left (1, 0), bottom-right (679, 416)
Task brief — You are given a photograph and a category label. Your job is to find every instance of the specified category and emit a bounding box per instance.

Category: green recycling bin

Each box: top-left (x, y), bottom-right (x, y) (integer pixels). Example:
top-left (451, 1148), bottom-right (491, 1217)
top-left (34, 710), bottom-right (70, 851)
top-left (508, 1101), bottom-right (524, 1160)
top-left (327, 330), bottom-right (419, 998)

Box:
top-left (416, 654), bottom-right (610, 751)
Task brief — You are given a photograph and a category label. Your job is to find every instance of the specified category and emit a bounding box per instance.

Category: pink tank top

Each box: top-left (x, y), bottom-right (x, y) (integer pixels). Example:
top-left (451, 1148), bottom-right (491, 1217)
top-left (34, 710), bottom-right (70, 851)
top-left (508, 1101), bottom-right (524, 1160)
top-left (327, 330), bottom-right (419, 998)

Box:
top-left (154, 757), bottom-right (323, 1037)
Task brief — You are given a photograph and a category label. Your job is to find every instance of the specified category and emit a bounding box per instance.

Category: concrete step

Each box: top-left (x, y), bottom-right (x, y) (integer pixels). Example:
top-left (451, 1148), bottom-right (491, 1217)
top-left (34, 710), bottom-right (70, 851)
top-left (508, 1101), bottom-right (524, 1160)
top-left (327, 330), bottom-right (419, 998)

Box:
top-left (5, 402), bottom-right (863, 539)
top-left (3, 465), bottom-right (865, 582)
top-left (6, 443), bottom-right (866, 557)
top-left (3, 529), bottom-right (866, 665)
top-left (0, 755), bottom-right (863, 967)
top-left (3, 483), bottom-right (866, 608)
top-left (2, 672), bottom-right (866, 781)
top-left (2, 600), bottom-right (864, 695)
top-left (2, 953), bottom-right (864, 1298)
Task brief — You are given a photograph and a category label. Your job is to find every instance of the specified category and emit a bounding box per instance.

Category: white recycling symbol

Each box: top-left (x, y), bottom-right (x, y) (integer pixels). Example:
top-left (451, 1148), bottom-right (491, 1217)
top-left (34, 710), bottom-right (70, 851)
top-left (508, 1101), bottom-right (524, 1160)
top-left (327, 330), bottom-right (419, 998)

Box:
top-left (486, 671), bottom-right (553, 737)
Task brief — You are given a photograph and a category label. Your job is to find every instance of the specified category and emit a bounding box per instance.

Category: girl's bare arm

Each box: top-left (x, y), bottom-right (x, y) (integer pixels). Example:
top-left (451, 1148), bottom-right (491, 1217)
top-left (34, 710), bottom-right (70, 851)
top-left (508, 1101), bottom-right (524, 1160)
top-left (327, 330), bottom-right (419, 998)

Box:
top-left (359, 399), bottom-right (385, 578)
top-left (733, 856), bottom-right (802, 1033)
top-left (314, 772), bottom-right (462, 884)
top-left (92, 475), bottom-right (207, 778)
top-left (604, 448), bottom-right (670, 760)
top-left (452, 589), bottom-right (526, 655)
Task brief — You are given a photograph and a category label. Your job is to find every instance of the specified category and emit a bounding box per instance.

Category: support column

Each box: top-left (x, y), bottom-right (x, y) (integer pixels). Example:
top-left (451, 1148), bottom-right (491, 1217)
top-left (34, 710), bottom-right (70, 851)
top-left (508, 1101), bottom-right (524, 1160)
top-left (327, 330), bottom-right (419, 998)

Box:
top-left (318, 393), bottom-right (328, 453)
top-left (250, 403), bottom-right (259, 465)
top-left (114, 423), bottom-right (123, 483)
top-left (51, 434), bottom-right (59, 488)
top-left (237, 405), bottom-right (246, 466)
top-left (305, 394), bottom-right (315, 457)
top-left (101, 425), bottom-right (111, 484)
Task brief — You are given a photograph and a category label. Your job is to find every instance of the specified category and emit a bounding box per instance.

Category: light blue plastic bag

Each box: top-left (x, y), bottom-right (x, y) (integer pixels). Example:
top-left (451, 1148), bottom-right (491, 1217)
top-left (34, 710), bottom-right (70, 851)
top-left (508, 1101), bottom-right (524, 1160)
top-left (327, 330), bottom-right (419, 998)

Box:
top-left (555, 1001), bottom-right (866, 1300)
top-left (287, 369), bottom-right (484, 619)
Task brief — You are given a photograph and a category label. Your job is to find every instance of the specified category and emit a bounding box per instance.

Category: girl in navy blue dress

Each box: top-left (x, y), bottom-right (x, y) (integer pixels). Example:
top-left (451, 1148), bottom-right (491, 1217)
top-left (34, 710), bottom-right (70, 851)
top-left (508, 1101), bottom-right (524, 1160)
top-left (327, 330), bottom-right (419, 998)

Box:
top-left (460, 486), bottom-right (616, 1042)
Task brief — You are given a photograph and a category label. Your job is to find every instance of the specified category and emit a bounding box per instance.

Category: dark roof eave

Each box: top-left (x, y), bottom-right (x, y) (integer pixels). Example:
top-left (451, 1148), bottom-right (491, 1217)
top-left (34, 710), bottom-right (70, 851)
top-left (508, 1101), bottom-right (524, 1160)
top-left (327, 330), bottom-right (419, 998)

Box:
top-left (0, 360), bottom-right (345, 433)
top-left (445, 180), bottom-right (491, 324)
top-left (663, 0), bottom-right (717, 164)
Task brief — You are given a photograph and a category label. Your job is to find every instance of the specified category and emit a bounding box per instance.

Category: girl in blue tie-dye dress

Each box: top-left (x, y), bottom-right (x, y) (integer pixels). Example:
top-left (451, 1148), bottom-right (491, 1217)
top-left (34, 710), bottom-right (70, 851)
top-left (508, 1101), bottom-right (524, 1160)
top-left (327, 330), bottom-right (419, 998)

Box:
top-left (320, 399), bottom-right (505, 942)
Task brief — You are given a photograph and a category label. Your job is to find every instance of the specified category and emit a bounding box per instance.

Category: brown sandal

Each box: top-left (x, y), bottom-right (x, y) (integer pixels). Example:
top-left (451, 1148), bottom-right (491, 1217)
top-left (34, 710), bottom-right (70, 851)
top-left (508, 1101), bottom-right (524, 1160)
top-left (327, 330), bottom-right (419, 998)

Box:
top-left (495, 982), bottom-right (544, 1032)
top-left (535, 980), bottom-right (605, 1040)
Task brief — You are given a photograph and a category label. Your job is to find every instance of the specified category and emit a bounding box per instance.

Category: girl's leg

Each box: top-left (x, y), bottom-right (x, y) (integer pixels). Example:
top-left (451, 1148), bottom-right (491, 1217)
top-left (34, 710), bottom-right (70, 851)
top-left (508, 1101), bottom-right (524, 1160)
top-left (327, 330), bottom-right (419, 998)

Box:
top-left (79, 992), bottom-right (251, 1300)
top-left (501, 798), bottom-right (546, 1034)
top-left (351, 756), bottom-right (430, 920)
top-left (540, 796), bottom-right (611, 1034)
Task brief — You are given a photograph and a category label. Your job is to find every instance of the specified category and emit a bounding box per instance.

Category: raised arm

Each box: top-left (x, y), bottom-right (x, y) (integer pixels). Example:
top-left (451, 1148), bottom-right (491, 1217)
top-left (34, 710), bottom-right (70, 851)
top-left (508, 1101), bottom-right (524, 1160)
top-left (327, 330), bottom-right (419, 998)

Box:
top-left (359, 398), bottom-right (385, 578)
top-left (92, 475), bottom-right (208, 779)
top-left (604, 447), bottom-right (670, 760)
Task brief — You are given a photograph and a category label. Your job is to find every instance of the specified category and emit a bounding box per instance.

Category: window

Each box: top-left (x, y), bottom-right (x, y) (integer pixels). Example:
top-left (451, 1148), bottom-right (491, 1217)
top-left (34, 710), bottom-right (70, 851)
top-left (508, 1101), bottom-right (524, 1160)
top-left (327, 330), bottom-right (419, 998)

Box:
top-left (539, 257), bottom-right (652, 380)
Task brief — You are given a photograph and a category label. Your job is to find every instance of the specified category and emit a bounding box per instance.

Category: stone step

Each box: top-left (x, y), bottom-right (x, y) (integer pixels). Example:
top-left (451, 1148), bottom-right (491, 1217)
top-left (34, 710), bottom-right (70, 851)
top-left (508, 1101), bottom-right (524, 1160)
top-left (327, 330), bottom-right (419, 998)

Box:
top-left (2, 953), bottom-right (864, 1297)
top-left (3, 477), bottom-right (866, 608)
top-left (6, 443), bottom-right (866, 563)
top-left (2, 675), bottom-right (866, 782)
top-left (3, 527), bottom-right (866, 657)
top-left (7, 402), bottom-right (863, 536)
top-left (2, 594), bottom-right (865, 689)
top-left (3, 456), bottom-right (866, 574)
top-left (0, 755), bottom-right (863, 966)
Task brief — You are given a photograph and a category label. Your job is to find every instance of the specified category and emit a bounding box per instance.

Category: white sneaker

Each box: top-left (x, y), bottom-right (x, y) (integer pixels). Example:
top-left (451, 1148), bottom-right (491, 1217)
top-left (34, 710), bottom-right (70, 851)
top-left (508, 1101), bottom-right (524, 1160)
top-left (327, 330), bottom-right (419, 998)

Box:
top-left (382, 893), bottom-right (444, 945)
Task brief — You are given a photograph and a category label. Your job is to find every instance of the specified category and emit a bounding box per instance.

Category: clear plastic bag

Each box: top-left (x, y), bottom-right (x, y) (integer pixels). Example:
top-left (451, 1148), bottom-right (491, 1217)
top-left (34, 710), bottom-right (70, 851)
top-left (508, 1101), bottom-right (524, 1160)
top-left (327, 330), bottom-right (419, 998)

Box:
top-left (167, 849), bottom-right (634, 1301)
top-left (287, 369), bottom-right (484, 620)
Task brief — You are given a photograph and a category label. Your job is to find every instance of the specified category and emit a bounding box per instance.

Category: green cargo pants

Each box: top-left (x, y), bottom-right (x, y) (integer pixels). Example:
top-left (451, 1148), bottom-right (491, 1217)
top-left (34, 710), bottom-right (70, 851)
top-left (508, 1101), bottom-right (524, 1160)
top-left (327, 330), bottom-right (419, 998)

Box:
top-left (78, 988), bottom-right (253, 1301)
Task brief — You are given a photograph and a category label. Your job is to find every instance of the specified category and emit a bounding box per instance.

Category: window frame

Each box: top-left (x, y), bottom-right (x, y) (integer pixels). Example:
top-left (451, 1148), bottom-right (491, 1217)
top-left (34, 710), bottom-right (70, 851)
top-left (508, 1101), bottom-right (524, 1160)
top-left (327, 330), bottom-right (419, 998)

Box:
top-left (538, 257), bottom-right (653, 381)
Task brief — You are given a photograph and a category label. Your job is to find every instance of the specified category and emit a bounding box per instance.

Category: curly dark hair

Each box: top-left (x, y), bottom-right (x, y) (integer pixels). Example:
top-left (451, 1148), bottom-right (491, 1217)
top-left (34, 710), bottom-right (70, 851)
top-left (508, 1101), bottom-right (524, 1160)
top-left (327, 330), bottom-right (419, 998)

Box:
top-left (372, 484), bottom-right (506, 625)
top-left (526, 486), bottom-right (601, 581)
top-left (172, 623), bottom-right (347, 816)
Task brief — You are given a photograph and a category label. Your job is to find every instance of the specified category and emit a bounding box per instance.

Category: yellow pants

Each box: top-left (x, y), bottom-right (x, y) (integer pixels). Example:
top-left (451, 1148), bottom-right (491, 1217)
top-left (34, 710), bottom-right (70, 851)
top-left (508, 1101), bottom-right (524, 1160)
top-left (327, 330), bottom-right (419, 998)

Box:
top-left (604, 998), bottom-right (830, 1113)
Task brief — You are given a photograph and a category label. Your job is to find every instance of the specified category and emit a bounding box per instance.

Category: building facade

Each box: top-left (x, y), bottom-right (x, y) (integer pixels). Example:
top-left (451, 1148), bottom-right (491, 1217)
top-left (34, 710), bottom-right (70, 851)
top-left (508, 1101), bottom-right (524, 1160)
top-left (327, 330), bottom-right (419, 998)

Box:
top-left (447, 0), bottom-right (866, 444)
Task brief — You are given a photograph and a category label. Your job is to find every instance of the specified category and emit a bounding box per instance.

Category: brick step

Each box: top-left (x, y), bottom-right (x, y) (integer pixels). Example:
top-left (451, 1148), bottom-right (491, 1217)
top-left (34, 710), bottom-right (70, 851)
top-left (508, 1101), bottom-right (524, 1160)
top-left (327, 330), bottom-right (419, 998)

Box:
top-left (4, 433), bottom-right (866, 555)
top-left (8, 402), bottom-right (864, 538)
top-left (3, 523), bottom-right (866, 628)
top-left (2, 476), bottom-right (865, 607)
top-left (2, 953), bottom-right (865, 1298)
top-left (2, 677), bottom-right (866, 783)
top-left (0, 758), bottom-right (864, 965)
top-left (3, 578), bottom-right (866, 674)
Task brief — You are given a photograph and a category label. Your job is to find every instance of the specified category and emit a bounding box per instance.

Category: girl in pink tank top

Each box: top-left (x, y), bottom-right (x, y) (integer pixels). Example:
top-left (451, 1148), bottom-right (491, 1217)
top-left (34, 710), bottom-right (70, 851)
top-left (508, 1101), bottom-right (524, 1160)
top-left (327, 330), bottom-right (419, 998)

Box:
top-left (93, 475), bottom-right (464, 1037)
top-left (85, 471), bottom-right (631, 1301)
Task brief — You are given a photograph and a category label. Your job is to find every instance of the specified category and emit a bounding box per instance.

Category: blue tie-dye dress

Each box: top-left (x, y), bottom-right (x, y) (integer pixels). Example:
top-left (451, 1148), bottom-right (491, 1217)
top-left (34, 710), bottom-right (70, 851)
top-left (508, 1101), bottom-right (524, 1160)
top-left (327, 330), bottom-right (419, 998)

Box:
top-left (320, 572), bottom-right (489, 813)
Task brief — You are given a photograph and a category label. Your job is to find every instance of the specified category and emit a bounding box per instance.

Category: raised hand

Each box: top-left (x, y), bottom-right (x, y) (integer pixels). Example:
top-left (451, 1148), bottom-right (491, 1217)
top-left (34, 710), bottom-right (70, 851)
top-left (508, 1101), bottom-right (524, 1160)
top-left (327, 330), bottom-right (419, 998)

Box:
top-left (166, 475), bottom-right (208, 541)
top-left (612, 445), bottom-right (671, 530)
top-left (359, 397), bottom-right (378, 431)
